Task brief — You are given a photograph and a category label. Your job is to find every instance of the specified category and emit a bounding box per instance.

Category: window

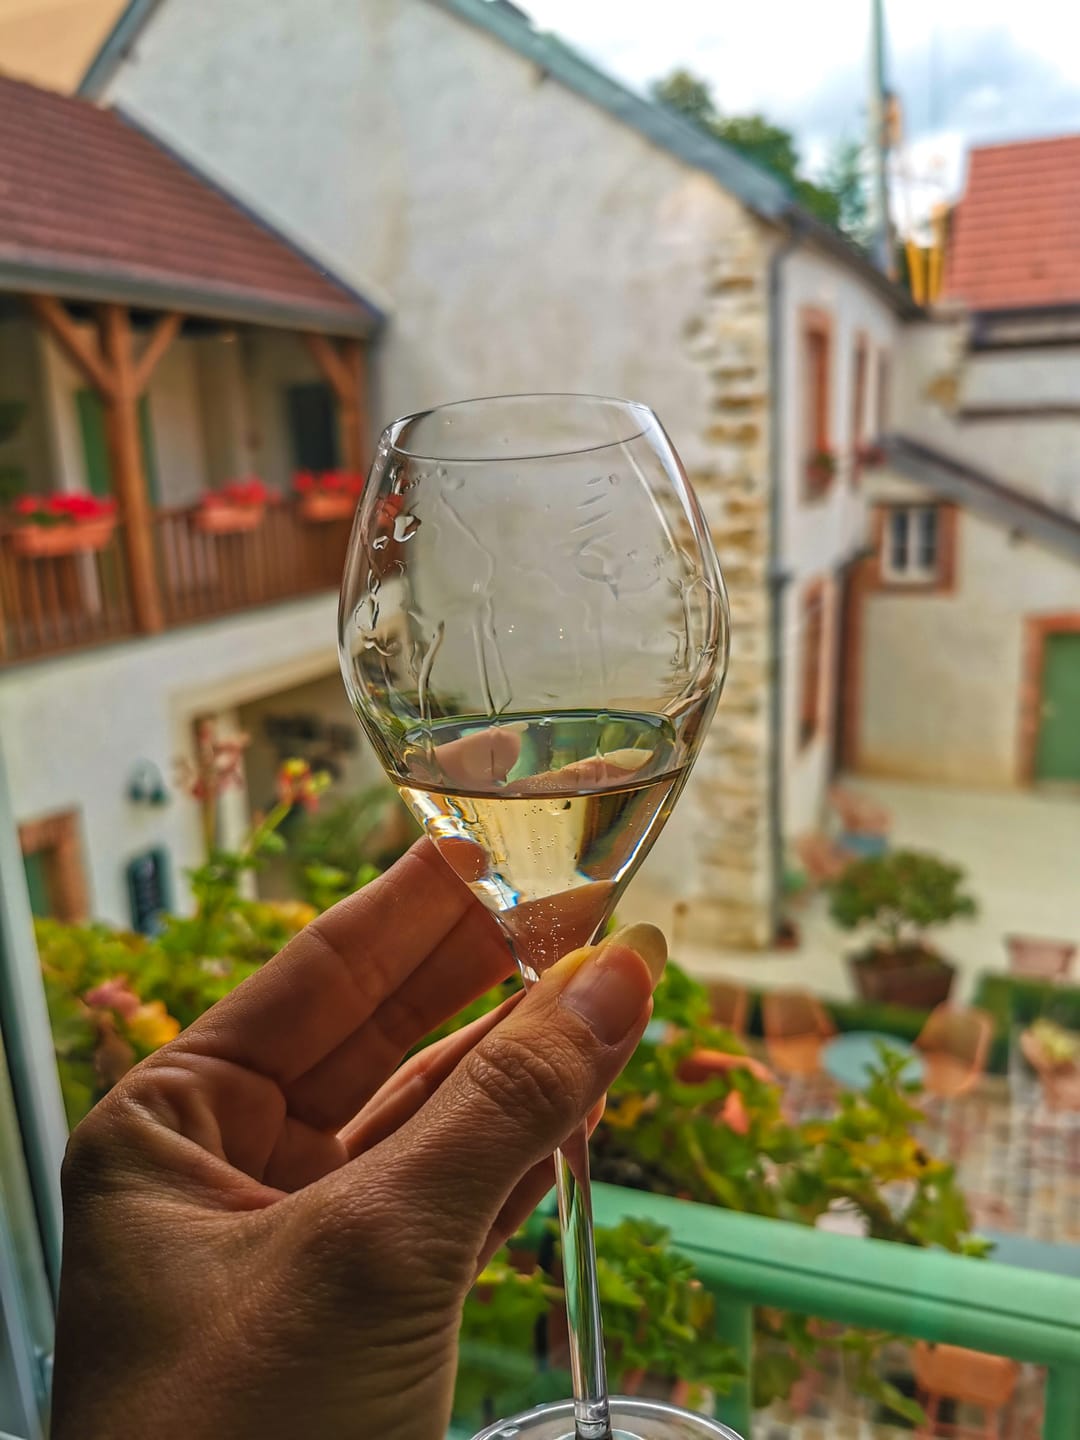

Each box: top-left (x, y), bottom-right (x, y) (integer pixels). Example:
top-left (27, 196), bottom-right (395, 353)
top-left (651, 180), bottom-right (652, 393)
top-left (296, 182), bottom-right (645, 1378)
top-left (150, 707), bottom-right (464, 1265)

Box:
top-left (17, 811), bottom-right (88, 923)
top-left (799, 583), bottom-right (826, 747)
top-left (802, 311), bottom-right (833, 498)
top-left (851, 337), bottom-right (868, 485)
top-left (286, 382), bottom-right (339, 472)
top-left (882, 506), bottom-right (939, 583)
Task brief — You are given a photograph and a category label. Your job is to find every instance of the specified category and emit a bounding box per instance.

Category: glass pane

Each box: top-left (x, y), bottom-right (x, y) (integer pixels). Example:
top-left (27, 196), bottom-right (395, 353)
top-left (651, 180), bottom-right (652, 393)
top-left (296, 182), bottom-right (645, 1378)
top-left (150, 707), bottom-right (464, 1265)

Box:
top-left (918, 507), bottom-right (938, 569)
top-left (889, 509), bottom-right (909, 570)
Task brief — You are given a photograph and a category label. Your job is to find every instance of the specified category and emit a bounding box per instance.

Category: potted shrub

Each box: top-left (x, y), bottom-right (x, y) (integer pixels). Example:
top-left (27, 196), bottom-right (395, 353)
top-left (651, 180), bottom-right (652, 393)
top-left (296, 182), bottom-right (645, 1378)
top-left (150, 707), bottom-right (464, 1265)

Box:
top-left (294, 469), bottom-right (364, 522)
top-left (195, 477), bottom-right (272, 534)
top-left (10, 493), bottom-right (118, 558)
top-left (826, 849), bottom-right (977, 1007)
top-left (805, 447), bottom-right (836, 495)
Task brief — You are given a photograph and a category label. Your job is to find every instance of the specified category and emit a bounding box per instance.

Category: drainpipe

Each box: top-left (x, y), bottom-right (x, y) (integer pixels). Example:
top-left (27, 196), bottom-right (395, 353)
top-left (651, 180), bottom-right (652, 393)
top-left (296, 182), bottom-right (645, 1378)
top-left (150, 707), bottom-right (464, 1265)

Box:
top-left (766, 223), bottom-right (800, 942)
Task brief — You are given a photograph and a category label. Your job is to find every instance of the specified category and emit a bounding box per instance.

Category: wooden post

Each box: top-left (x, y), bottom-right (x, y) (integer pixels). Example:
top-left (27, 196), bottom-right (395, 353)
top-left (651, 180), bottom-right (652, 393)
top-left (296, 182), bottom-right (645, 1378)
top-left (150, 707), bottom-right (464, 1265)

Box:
top-left (98, 304), bottom-right (163, 633)
top-left (303, 333), bottom-right (370, 474)
top-left (29, 296), bottom-right (180, 637)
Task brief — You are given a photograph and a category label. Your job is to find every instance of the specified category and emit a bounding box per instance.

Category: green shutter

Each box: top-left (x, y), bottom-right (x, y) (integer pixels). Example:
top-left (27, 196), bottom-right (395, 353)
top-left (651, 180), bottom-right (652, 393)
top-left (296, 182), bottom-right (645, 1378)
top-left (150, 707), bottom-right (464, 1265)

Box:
top-left (75, 389), bottom-right (159, 505)
top-left (1035, 633), bottom-right (1080, 782)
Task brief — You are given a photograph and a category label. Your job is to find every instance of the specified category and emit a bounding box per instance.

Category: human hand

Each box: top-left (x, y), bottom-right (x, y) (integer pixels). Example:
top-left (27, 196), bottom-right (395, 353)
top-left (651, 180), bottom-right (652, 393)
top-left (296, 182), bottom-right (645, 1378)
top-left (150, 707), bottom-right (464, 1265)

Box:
top-left (52, 839), bottom-right (666, 1440)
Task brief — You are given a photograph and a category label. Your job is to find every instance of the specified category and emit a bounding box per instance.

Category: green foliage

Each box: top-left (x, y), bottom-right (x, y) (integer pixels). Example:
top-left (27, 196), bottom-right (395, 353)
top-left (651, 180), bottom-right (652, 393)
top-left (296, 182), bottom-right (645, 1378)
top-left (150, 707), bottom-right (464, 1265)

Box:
top-left (650, 68), bottom-right (858, 236)
top-left (819, 138), bottom-right (871, 248)
top-left (827, 850), bottom-right (978, 952)
top-left (289, 785), bottom-right (419, 906)
top-left (455, 1220), bottom-right (741, 1426)
top-left (974, 971), bottom-right (1080, 1074)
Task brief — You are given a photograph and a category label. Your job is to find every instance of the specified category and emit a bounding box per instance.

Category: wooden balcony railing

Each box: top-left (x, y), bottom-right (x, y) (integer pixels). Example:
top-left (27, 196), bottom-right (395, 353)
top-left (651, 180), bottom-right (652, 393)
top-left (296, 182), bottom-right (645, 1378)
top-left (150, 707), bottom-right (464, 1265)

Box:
top-left (0, 522), bottom-right (134, 663)
top-left (0, 501), bottom-right (353, 666)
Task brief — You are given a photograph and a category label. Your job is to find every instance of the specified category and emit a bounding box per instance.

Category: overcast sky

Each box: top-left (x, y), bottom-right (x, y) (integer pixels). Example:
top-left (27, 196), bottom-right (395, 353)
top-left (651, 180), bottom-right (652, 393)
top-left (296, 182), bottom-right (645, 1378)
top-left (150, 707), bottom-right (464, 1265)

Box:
top-left (526, 0), bottom-right (1080, 211)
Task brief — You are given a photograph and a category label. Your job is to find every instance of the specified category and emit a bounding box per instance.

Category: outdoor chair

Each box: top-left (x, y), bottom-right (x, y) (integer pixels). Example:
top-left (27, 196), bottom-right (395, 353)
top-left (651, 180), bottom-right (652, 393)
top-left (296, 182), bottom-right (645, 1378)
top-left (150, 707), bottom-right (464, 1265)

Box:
top-left (828, 784), bottom-right (891, 836)
top-left (915, 1005), bottom-right (994, 1101)
top-left (762, 989), bottom-right (836, 1082)
top-left (794, 832), bottom-right (850, 887)
top-left (912, 1341), bottom-right (1019, 1439)
top-left (703, 977), bottom-right (748, 1037)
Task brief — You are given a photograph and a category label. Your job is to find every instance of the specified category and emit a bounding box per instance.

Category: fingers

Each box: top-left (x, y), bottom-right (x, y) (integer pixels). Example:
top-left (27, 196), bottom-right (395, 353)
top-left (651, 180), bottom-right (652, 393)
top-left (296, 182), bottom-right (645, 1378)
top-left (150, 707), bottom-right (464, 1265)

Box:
top-left (339, 991), bottom-right (522, 1155)
top-left (178, 839), bottom-right (503, 1087)
top-left (367, 923), bottom-right (667, 1240)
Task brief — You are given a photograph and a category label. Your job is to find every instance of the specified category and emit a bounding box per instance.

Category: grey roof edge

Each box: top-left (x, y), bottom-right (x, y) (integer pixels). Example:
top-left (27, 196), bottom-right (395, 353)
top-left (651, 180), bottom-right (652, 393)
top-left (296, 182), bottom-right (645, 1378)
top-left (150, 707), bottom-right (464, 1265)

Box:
top-left (79, 0), bottom-right (164, 99)
top-left (884, 433), bottom-right (1080, 565)
top-left (114, 107), bottom-right (387, 330)
top-left (80, 0), bottom-right (916, 315)
top-left (0, 256), bottom-right (374, 336)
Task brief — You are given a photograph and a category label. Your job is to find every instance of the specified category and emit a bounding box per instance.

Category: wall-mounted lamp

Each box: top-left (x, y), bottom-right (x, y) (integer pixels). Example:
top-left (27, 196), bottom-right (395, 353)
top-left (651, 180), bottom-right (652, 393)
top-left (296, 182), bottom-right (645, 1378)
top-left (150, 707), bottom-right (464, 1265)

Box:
top-left (128, 760), bottom-right (170, 808)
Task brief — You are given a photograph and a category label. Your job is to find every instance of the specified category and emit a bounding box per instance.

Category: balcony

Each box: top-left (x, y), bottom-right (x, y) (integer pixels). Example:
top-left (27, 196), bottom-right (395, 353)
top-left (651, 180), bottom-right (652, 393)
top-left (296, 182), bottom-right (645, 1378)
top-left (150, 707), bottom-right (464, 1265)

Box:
top-left (0, 499), bottom-right (353, 665)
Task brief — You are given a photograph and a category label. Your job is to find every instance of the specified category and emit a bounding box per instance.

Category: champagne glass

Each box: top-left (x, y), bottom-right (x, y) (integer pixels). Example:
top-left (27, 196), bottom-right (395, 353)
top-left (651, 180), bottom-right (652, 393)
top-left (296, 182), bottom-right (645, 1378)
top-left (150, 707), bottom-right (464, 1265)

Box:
top-left (339, 394), bottom-right (735, 1440)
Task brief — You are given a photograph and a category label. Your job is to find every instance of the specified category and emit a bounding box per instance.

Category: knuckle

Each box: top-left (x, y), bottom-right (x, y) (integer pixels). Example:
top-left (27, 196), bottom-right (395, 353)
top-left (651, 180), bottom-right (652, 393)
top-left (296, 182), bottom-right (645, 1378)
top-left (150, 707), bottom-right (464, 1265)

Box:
top-left (465, 1029), bottom-right (588, 1137)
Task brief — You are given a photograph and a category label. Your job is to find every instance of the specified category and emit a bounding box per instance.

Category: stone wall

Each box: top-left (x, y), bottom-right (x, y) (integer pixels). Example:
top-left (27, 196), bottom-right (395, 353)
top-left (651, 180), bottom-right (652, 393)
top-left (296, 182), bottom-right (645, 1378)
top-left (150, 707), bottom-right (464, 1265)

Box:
top-left (676, 220), bottom-right (774, 950)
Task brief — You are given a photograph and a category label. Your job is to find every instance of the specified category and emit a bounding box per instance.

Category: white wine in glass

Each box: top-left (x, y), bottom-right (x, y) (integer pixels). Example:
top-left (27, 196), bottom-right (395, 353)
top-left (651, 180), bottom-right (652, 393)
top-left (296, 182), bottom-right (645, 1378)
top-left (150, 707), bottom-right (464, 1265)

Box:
top-left (339, 394), bottom-right (736, 1440)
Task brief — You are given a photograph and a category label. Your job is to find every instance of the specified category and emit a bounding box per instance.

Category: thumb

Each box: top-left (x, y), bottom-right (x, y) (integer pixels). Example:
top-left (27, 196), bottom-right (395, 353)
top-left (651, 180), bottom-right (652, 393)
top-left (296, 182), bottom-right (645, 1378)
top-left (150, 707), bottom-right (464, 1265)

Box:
top-left (380, 923), bottom-right (666, 1236)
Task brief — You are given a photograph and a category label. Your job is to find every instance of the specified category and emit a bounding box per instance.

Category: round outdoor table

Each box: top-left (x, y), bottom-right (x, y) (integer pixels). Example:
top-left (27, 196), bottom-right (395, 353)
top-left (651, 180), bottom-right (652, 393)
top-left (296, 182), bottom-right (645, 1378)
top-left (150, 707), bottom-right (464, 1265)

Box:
top-left (823, 1030), bottom-right (924, 1090)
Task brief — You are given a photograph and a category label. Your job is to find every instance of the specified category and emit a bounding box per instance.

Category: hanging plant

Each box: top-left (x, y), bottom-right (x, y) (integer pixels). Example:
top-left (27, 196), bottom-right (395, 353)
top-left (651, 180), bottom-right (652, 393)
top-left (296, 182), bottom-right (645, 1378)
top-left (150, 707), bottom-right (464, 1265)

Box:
top-left (195, 476), bottom-right (272, 534)
top-left (294, 470), bottom-right (364, 522)
top-left (9, 493), bottom-right (117, 557)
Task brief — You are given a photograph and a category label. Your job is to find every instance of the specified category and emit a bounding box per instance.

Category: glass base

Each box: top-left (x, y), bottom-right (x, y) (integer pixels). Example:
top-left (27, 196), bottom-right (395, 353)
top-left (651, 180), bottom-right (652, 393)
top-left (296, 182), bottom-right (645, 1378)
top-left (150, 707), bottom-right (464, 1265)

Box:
top-left (470, 1397), bottom-right (745, 1440)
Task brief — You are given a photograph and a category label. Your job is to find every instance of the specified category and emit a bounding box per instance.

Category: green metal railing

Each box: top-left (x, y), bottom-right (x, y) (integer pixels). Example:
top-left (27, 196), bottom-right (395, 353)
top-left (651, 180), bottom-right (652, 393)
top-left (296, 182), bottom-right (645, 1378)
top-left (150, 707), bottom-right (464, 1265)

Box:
top-left (450, 1185), bottom-right (1080, 1438)
top-left (592, 1184), bottom-right (1080, 1438)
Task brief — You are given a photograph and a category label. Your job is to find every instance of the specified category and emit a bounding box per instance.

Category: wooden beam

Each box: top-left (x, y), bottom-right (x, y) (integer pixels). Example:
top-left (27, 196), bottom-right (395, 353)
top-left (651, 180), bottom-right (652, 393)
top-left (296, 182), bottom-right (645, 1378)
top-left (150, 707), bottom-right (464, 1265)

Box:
top-left (133, 311), bottom-right (182, 394)
top-left (338, 339), bottom-right (369, 474)
top-left (28, 294), bottom-right (115, 398)
top-left (303, 333), bottom-right (370, 473)
top-left (302, 331), bottom-right (352, 401)
top-left (98, 304), bottom-right (163, 634)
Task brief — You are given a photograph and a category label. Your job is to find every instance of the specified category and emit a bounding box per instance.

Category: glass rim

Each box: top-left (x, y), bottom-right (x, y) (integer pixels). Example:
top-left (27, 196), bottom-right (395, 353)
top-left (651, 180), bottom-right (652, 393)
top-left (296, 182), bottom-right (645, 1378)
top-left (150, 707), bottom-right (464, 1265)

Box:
top-left (383, 391), bottom-right (653, 463)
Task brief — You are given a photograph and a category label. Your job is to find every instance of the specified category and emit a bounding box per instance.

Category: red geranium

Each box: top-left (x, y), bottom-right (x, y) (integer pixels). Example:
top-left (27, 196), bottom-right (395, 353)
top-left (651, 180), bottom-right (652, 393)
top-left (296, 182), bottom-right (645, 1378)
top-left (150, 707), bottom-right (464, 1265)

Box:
top-left (293, 470), bottom-right (365, 498)
top-left (201, 476), bottom-right (273, 509)
top-left (11, 492), bottom-right (116, 527)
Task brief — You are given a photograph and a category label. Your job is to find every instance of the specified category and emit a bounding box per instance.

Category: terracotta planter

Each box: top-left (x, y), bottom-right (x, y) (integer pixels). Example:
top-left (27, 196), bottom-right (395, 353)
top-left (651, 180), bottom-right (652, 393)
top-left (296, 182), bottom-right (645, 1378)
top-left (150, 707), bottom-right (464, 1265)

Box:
top-left (299, 492), bottom-right (356, 523)
top-left (850, 947), bottom-right (956, 1008)
top-left (11, 517), bottom-right (116, 558)
top-left (194, 503), bottom-right (264, 535)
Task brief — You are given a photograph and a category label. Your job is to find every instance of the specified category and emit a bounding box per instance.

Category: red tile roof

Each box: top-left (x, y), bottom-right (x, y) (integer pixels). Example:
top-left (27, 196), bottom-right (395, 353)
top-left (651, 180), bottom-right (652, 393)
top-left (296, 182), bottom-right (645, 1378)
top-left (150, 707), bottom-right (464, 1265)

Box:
top-left (943, 134), bottom-right (1080, 311)
top-left (0, 72), bottom-right (376, 333)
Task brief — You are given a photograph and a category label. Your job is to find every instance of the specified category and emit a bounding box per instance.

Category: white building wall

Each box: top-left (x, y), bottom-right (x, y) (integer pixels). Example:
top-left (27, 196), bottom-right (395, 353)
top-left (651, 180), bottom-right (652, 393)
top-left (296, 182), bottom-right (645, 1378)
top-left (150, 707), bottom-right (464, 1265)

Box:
top-left (777, 248), bottom-right (898, 836)
top-left (0, 595), bottom-right (340, 924)
top-left (859, 489), bottom-right (1080, 787)
top-left (894, 318), bottom-right (1080, 513)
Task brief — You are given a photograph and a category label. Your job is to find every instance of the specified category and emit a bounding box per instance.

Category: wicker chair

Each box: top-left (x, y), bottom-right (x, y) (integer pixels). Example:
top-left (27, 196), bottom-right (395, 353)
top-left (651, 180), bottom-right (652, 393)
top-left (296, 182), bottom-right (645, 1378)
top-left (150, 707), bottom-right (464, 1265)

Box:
top-left (915, 1005), bottom-right (994, 1101)
top-left (762, 989), bottom-right (836, 1080)
top-left (703, 977), bottom-right (748, 1037)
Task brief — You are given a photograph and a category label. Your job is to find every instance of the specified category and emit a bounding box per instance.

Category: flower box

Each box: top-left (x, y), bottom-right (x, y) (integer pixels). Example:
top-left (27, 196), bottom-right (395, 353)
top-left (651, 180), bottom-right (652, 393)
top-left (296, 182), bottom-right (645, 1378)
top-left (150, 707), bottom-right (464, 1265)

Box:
top-left (11, 515), bottom-right (117, 558)
top-left (294, 470), bottom-right (363, 524)
top-left (298, 491), bottom-right (356, 523)
top-left (194, 503), bottom-right (265, 535)
top-left (195, 477), bottom-right (271, 535)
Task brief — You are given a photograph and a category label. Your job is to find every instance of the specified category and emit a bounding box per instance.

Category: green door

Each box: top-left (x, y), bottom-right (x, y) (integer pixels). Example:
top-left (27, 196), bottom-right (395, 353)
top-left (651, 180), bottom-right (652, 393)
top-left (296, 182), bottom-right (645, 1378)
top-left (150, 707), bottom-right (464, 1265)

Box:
top-left (1035, 632), bottom-right (1080, 781)
top-left (75, 389), bottom-right (160, 503)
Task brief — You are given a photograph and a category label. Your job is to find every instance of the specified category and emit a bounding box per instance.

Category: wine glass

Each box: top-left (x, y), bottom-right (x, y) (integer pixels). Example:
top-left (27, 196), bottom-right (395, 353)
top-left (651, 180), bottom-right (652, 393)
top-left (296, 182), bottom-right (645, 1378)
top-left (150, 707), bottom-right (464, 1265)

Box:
top-left (339, 394), bottom-right (735, 1440)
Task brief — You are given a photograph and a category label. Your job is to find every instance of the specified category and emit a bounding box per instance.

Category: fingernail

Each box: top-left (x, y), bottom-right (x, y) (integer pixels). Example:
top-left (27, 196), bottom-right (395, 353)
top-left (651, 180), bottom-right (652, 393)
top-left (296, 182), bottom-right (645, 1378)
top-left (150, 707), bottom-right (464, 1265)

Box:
top-left (598, 923), bottom-right (667, 988)
top-left (560, 944), bottom-right (654, 1044)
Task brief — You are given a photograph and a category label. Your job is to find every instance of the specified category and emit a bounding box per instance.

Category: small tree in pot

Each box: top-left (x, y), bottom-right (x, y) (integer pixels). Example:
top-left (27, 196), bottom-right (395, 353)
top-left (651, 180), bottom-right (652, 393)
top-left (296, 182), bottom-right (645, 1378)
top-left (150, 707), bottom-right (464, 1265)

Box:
top-left (827, 849), bottom-right (978, 1007)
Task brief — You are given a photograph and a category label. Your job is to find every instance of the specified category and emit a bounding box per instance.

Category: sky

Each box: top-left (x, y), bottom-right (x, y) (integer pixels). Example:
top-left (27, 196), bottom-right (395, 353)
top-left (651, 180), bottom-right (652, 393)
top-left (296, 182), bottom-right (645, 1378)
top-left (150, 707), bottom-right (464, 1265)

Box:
top-left (526, 0), bottom-right (1080, 217)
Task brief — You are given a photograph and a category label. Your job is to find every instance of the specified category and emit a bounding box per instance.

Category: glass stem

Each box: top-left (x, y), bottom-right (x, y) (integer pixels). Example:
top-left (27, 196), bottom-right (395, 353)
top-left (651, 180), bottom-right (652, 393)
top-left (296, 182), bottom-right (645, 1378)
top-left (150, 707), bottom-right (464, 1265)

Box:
top-left (555, 1125), bottom-right (612, 1440)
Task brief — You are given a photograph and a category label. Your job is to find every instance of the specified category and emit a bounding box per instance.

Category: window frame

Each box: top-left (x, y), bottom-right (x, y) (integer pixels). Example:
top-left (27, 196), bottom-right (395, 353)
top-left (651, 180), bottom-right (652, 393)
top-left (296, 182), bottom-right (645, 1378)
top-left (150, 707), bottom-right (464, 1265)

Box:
top-left (874, 503), bottom-right (958, 594)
